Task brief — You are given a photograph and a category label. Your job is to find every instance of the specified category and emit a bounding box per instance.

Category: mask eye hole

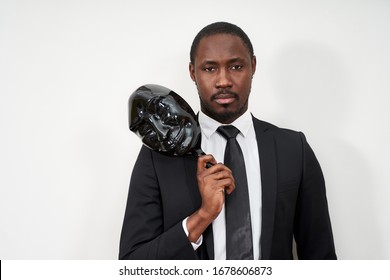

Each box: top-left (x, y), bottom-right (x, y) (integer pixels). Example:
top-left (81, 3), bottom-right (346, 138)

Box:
top-left (164, 114), bottom-right (181, 126)
top-left (147, 97), bottom-right (163, 117)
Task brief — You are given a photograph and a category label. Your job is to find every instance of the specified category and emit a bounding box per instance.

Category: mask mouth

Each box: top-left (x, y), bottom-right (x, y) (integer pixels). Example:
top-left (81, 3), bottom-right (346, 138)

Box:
top-left (140, 127), bottom-right (159, 150)
top-left (163, 124), bottom-right (185, 153)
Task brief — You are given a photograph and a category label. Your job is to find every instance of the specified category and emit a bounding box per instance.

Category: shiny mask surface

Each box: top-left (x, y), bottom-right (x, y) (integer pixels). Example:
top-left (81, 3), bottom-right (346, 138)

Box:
top-left (129, 84), bottom-right (201, 156)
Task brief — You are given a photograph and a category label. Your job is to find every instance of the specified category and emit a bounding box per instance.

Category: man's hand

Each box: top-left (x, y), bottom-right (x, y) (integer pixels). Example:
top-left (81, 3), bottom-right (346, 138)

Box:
top-left (197, 154), bottom-right (235, 219)
top-left (186, 154), bottom-right (235, 243)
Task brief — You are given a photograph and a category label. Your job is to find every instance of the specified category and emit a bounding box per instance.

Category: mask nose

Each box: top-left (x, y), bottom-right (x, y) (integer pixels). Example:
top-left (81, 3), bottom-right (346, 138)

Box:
top-left (148, 116), bottom-right (169, 141)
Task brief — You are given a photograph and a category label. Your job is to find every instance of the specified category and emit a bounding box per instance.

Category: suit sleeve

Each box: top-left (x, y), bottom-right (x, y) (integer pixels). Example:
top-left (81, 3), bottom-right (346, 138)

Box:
top-left (119, 146), bottom-right (198, 259)
top-left (294, 133), bottom-right (337, 260)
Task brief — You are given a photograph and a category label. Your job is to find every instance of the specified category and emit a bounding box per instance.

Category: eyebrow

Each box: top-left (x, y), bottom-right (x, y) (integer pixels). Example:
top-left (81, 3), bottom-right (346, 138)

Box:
top-left (201, 57), bottom-right (246, 65)
top-left (228, 57), bottom-right (245, 63)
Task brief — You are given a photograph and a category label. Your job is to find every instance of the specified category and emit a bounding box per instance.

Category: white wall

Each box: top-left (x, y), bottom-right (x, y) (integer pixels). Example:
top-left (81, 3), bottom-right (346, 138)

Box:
top-left (0, 0), bottom-right (389, 259)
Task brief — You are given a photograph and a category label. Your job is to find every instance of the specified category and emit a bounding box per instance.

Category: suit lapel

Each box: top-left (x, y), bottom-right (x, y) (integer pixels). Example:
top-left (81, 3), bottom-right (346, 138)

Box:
top-left (183, 154), bottom-right (201, 212)
top-left (253, 117), bottom-right (277, 260)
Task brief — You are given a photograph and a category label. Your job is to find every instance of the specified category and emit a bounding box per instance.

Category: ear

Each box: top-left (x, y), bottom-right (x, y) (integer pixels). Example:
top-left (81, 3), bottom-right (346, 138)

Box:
top-left (251, 55), bottom-right (257, 76)
top-left (189, 62), bottom-right (196, 82)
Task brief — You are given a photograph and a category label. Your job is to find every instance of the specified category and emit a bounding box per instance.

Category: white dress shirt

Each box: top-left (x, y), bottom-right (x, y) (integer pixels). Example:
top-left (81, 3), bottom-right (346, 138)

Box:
top-left (198, 110), bottom-right (262, 260)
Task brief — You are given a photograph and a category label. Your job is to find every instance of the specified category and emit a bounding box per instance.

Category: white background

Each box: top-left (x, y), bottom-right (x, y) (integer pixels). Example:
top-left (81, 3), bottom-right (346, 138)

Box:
top-left (0, 0), bottom-right (389, 259)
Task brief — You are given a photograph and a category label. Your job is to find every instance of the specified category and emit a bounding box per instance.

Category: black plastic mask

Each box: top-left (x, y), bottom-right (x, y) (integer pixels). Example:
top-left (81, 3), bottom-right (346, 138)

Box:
top-left (129, 84), bottom-right (201, 156)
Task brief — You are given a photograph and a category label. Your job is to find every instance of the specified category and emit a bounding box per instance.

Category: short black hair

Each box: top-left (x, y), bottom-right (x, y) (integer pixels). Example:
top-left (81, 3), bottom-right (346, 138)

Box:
top-left (190, 22), bottom-right (254, 64)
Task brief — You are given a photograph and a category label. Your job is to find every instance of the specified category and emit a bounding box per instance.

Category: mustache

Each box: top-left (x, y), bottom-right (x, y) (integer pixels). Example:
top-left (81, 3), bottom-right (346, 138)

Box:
top-left (211, 90), bottom-right (239, 101)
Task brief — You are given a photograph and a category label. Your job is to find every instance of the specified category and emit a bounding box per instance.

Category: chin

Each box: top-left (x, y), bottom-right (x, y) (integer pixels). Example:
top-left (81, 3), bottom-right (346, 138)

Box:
top-left (214, 111), bottom-right (240, 124)
top-left (174, 136), bottom-right (195, 155)
top-left (202, 104), bottom-right (237, 123)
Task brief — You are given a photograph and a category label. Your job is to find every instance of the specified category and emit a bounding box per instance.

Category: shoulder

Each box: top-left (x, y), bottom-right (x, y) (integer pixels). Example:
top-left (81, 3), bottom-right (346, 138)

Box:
top-left (134, 144), bottom-right (195, 176)
top-left (251, 116), bottom-right (320, 174)
top-left (251, 115), bottom-right (305, 141)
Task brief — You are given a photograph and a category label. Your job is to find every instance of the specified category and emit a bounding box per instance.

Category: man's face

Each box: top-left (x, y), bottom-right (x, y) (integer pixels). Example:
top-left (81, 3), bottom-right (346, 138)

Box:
top-left (189, 34), bottom-right (256, 124)
top-left (130, 88), bottom-right (200, 156)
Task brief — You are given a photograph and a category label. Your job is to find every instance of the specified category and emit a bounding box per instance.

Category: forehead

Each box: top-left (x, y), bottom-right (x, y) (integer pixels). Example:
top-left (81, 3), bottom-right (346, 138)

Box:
top-left (195, 34), bottom-right (250, 63)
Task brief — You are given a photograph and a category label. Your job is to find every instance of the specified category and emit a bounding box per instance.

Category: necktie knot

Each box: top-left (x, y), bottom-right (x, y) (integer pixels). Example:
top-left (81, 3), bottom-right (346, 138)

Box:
top-left (217, 125), bottom-right (240, 140)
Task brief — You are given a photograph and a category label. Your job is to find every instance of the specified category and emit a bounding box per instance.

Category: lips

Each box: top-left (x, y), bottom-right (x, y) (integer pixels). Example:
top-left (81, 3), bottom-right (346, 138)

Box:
top-left (162, 125), bottom-right (184, 152)
top-left (212, 92), bottom-right (238, 105)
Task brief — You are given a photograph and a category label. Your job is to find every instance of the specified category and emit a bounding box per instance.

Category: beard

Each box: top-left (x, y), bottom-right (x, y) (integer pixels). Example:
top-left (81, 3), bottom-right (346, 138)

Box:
top-left (199, 94), bottom-right (249, 124)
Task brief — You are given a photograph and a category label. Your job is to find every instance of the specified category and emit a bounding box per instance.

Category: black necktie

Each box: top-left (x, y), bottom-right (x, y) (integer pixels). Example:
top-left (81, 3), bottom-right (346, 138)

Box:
top-left (217, 125), bottom-right (253, 260)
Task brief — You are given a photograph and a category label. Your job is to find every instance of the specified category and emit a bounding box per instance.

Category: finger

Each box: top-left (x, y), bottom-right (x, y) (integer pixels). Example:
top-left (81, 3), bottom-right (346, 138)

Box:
top-left (210, 169), bottom-right (234, 180)
top-left (224, 183), bottom-right (235, 195)
top-left (214, 178), bottom-right (235, 194)
top-left (197, 154), bottom-right (217, 170)
top-left (206, 163), bottom-right (232, 175)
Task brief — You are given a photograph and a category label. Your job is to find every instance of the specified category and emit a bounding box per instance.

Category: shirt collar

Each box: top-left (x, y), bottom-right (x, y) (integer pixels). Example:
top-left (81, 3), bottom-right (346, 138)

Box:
top-left (198, 110), bottom-right (252, 139)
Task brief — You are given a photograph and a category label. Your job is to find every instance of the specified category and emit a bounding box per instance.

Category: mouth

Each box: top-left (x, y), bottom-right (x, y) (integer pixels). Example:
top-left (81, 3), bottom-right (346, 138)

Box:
top-left (165, 125), bottom-right (185, 151)
top-left (140, 127), bottom-right (159, 149)
top-left (212, 91), bottom-right (238, 105)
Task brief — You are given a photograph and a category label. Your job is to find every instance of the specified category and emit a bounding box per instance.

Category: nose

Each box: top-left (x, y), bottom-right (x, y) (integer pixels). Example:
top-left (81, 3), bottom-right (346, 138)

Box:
top-left (147, 116), bottom-right (169, 140)
top-left (215, 68), bottom-right (232, 89)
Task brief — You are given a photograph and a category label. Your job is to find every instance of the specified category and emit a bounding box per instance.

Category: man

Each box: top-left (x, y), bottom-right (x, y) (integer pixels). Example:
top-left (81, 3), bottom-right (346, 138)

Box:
top-left (119, 22), bottom-right (337, 260)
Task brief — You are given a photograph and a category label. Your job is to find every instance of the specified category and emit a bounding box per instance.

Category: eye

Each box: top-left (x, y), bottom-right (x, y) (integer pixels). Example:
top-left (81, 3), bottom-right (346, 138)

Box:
top-left (164, 113), bottom-right (180, 125)
top-left (148, 98), bottom-right (162, 114)
top-left (157, 103), bottom-right (166, 114)
top-left (230, 64), bottom-right (243, 70)
top-left (203, 66), bottom-right (216, 72)
top-left (151, 99), bottom-right (167, 117)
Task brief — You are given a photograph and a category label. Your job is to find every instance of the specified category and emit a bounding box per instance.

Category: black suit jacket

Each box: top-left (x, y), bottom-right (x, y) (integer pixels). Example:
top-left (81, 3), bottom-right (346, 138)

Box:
top-left (119, 116), bottom-right (337, 259)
